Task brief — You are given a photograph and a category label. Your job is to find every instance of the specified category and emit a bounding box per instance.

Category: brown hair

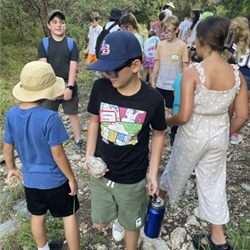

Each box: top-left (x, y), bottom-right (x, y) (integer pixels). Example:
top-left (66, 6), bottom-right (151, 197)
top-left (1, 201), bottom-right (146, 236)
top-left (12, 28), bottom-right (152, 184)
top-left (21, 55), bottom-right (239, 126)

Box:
top-left (119, 13), bottom-right (141, 34)
top-left (159, 12), bottom-right (166, 22)
top-left (89, 12), bottom-right (100, 22)
top-left (196, 16), bottom-right (230, 52)
top-left (162, 16), bottom-right (179, 30)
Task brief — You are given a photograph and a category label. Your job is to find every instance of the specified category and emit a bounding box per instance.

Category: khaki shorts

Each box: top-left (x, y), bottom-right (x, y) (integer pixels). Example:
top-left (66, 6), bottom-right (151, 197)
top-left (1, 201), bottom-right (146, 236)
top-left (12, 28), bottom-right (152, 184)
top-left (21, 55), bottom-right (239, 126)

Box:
top-left (90, 176), bottom-right (147, 231)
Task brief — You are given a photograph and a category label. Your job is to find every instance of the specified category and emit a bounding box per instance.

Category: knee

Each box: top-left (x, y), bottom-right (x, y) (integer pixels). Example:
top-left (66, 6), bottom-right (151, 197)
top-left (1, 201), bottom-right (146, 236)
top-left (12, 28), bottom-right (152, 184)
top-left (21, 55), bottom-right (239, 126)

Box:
top-left (93, 222), bottom-right (109, 229)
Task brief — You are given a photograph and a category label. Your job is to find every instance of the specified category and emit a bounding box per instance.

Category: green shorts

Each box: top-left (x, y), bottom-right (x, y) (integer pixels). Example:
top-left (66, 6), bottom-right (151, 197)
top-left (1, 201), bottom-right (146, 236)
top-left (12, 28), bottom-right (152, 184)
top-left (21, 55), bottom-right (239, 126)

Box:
top-left (90, 176), bottom-right (147, 231)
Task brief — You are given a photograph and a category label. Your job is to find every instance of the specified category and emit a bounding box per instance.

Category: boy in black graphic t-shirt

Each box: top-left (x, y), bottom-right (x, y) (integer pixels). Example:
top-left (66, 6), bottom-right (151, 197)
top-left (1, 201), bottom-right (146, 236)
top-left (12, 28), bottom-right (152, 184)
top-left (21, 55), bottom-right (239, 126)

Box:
top-left (84, 30), bottom-right (166, 249)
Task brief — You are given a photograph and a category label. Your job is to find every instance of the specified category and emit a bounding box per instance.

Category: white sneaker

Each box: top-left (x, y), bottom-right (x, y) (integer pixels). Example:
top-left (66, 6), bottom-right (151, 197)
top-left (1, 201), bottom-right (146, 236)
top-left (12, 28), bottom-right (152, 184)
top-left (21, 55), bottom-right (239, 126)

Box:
top-left (230, 133), bottom-right (243, 145)
top-left (112, 219), bottom-right (125, 241)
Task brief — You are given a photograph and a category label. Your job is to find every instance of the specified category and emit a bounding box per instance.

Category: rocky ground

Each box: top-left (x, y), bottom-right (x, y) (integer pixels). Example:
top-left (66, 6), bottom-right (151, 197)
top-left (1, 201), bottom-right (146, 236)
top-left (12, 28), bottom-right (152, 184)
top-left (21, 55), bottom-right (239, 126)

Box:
top-left (0, 86), bottom-right (249, 250)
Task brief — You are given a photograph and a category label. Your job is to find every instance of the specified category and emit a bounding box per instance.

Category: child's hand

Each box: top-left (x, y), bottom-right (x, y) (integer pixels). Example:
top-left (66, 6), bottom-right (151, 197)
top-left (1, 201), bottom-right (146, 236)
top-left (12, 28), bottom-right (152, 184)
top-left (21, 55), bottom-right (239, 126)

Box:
top-left (146, 173), bottom-right (159, 196)
top-left (63, 88), bottom-right (73, 101)
top-left (83, 157), bottom-right (109, 178)
top-left (91, 168), bottom-right (109, 179)
top-left (83, 49), bottom-right (88, 55)
top-left (68, 179), bottom-right (78, 196)
top-left (7, 169), bottom-right (23, 188)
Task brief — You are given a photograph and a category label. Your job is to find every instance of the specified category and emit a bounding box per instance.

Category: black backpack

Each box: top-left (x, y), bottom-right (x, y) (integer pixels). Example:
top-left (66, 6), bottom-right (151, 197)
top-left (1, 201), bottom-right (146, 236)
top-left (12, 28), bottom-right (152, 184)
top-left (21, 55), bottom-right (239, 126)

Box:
top-left (95, 22), bottom-right (118, 59)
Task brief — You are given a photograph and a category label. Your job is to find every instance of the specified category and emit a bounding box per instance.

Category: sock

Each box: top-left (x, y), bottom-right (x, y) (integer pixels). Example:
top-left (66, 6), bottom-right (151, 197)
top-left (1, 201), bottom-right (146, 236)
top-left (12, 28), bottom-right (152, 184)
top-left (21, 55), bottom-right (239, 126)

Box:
top-left (232, 133), bottom-right (239, 138)
top-left (38, 242), bottom-right (50, 250)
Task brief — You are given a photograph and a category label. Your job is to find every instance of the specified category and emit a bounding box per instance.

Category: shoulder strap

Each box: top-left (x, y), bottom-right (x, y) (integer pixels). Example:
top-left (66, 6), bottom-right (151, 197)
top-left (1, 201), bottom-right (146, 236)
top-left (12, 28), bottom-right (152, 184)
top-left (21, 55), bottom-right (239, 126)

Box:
top-left (66, 37), bottom-right (74, 53)
top-left (42, 37), bottom-right (49, 55)
top-left (106, 22), bottom-right (118, 32)
top-left (42, 37), bottom-right (73, 55)
top-left (232, 64), bottom-right (241, 94)
top-left (191, 62), bottom-right (206, 86)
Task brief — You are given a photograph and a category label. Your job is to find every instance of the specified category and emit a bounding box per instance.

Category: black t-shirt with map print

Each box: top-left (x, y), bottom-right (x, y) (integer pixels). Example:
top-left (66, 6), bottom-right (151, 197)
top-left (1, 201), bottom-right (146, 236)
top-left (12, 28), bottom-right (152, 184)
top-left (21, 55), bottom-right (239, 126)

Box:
top-left (88, 78), bottom-right (167, 184)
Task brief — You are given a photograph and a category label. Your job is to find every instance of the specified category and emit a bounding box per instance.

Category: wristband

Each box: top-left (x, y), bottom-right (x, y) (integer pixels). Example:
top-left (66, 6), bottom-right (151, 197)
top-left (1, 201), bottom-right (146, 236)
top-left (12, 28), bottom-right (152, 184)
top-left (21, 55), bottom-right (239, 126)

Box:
top-left (67, 85), bottom-right (74, 91)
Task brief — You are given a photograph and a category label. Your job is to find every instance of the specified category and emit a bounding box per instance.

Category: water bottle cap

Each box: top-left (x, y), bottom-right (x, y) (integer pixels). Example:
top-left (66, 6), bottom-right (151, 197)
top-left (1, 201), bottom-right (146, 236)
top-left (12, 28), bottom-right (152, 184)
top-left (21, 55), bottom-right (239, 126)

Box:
top-left (151, 196), bottom-right (165, 209)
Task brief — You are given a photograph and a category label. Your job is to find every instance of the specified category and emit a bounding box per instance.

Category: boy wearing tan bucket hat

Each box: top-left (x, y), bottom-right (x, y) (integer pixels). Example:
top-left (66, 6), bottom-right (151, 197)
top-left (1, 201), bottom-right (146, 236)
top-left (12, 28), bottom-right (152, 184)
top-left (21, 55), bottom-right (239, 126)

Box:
top-left (3, 61), bottom-right (80, 250)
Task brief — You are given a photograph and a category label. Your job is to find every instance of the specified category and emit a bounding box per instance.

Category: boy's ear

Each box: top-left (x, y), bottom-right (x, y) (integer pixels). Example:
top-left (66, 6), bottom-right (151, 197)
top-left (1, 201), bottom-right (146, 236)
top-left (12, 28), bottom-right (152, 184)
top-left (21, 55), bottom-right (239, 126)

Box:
top-left (175, 27), bottom-right (179, 33)
top-left (132, 59), bottom-right (142, 73)
top-left (47, 23), bottom-right (51, 30)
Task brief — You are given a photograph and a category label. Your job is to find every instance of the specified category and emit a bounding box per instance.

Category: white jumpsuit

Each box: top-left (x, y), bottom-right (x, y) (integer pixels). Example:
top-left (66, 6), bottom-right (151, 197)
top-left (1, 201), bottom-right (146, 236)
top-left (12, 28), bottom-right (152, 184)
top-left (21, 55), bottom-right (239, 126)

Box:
top-left (160, 63), bottom-right (241, 225)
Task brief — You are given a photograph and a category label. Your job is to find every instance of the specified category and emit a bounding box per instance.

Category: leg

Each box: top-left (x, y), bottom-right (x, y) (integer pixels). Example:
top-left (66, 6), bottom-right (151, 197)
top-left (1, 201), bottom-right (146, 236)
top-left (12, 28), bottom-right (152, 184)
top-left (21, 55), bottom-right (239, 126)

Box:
top-left (148, 67), bottom-right (153, 85)
top-left (200, 224), bottom-right (227, 245)
top-left (62, 214), bottom-right (80, 250)
top-left (93, 222), bottom-right (110, 228)
top-left (85, 60), bottom-right (91, 66)
top-left (31, 214), bottom-right (47, 248)
top-left (142, 67), bottom-right (149, 82)
top-left (68, 114), bottom-right (81, 141)
top-left (125, 229), bottom-right (140, 250)
top-left (158, 189), bottom-right (167, 199)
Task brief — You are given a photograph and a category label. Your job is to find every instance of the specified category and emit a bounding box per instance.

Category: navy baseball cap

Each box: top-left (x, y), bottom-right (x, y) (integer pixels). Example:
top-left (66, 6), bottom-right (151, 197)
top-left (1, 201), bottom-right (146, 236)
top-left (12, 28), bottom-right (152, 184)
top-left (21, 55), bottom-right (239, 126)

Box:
top-left (86, 30), bottom-right (142, 72)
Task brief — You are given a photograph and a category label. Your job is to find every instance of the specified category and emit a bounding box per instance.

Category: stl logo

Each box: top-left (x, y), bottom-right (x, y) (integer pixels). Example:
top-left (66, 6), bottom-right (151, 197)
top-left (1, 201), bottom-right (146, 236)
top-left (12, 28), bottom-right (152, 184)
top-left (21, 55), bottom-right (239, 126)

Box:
top-left (101, 43), bottom-right (110, 55)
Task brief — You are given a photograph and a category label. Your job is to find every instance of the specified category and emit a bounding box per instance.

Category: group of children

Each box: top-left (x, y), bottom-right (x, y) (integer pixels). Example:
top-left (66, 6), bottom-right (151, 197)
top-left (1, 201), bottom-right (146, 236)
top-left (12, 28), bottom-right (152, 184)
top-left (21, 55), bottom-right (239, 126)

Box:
top-left (3, 7), bottom-right (250, 250)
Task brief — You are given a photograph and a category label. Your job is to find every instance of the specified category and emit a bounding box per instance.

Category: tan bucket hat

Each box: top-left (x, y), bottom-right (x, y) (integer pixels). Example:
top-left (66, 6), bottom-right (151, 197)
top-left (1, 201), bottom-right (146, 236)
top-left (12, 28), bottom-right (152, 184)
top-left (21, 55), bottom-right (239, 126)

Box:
top-left (13, 61), bottom-right (65, 102)
top-left (167, 2), bottom-right (175, 8)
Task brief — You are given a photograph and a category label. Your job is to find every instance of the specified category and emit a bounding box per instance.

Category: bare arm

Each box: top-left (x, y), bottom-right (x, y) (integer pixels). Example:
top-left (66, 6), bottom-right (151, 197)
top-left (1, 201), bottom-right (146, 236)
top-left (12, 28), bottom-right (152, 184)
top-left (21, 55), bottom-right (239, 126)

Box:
top-left (230, 73), bottom-right (249, 135)
top-left (183, 62), bottom-right (189, 71)
top-left (146, 129), bottom-right (165, 196)
top-left (3, 143), bottom-right (23, 188)
top-left (166, 67), bottom-right (195, 127)
top-left (51, 144), bottom-right (78, 196)
top-left (84, 40), bottom-right (90, 54)
top-left (38, 58), bottom-right (47, 62)
top-left (63, 60), bottom-right (78, 101)
top-left (178, 30), bottom-right (183, 39)
top-left (151, 59), bottom-right (160, 88)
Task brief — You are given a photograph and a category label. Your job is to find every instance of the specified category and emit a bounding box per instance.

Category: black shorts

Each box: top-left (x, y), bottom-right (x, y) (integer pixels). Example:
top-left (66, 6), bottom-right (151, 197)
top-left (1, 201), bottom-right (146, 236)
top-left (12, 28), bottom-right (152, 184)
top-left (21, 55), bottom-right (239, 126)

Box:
top-left (42, 85), bottom-right (79, 115)
top-left (156, 88), bottom-right (174, 109)
top-left (25, 181), bottom-right (79, 217)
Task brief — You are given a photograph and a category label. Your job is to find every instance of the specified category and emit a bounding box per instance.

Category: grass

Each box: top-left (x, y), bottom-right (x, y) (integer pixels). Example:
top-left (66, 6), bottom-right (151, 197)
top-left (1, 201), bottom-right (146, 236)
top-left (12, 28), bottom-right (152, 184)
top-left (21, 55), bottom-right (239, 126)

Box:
top-left (2, 215), bottom-right (65, 249)
top-left (0, 182), bottom-right (25, 223)
top-left (226, 216), bottom-right (250, 250)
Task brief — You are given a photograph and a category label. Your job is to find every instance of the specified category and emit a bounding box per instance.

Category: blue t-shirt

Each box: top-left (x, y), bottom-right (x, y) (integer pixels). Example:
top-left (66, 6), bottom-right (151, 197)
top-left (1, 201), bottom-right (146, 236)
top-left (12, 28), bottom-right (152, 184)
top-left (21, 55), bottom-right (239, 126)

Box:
top-left (4, 106), bottom-right (69, 189)
top-left (172, 73), bottom-right (182, 115)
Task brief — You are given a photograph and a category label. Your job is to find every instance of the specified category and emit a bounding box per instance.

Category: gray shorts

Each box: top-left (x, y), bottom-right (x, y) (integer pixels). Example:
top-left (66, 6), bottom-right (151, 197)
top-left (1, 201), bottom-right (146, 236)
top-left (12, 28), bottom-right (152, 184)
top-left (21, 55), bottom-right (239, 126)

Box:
top-left (90, 176), bottom-right (147, 231)
top-left (42, 85), bottom-right (79, 115)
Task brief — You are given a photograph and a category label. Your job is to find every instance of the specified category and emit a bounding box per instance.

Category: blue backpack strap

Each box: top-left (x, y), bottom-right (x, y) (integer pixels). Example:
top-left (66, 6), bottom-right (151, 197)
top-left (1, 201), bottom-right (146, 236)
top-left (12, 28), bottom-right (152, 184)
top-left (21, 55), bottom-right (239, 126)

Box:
top-left (42, 37), bottom-right (49, 55)
top-left (66, 37), bottom-right (74, 53)
top-left (43, 37), bottom-right (73, 55)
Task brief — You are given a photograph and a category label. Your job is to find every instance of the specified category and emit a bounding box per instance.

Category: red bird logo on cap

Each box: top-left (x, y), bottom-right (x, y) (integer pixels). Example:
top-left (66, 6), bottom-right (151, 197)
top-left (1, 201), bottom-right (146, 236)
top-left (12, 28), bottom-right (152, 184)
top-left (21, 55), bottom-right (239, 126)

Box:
top-left (101, 43), bottom-right (110, 55)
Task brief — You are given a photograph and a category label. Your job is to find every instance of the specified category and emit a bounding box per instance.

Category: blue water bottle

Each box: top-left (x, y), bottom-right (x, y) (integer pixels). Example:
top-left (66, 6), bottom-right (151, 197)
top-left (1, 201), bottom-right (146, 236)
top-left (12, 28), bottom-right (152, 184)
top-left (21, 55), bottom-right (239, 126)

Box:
top-left (144, 194), bottom-right (165, 238)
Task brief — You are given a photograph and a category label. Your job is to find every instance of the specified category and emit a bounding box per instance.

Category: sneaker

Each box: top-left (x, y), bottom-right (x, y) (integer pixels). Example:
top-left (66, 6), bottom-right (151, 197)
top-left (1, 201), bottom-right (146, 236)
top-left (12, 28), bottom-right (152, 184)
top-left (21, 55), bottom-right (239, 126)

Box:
top-left (48, 240), bottom-right (63, 250)
top-left (74, 139), bottom-right (86, 153)
top-left (230, 133), bottom-right (243, 145)
top-left (112, 219), bottom-right (125, 241)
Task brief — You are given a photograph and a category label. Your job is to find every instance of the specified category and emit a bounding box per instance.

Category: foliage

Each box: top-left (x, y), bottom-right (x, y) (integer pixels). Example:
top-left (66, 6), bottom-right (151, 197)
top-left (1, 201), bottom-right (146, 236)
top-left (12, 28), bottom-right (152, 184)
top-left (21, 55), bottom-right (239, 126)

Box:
top-left (226, 216), bottom-right (250, 249)
top-left (2, 215), bottom-right (64, 250)
top-left (216, 0), bottom-right (250, 18)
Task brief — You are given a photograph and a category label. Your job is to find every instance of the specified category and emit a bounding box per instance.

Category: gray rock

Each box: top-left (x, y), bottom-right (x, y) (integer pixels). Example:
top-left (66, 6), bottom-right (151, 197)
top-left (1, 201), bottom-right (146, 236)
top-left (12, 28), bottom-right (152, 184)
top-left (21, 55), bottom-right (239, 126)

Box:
top-left (0, 154), bottom-right (4, 163)
top-left (186, 215), bottom-right (200, 227)
top-left (0, 219), bottom-right (18, 238)
top-left (13, 200), bottom-right (31, 219)
top-left (87, 156), bottom-right (107, 176)
top-left (170, 227), bottom-right (186, 249)
top-left (241, 183), bottom-right (250, 192)
top-left (140, 228), bottom-right (170, 250)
